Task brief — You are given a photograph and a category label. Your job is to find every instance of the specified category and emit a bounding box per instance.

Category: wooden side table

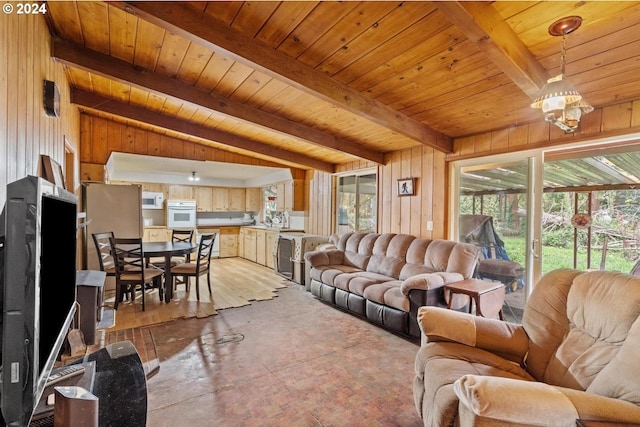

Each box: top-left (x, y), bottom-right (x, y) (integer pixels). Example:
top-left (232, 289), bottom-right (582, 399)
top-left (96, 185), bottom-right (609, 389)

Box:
top-left (445, 278), bottom-right (505, 320)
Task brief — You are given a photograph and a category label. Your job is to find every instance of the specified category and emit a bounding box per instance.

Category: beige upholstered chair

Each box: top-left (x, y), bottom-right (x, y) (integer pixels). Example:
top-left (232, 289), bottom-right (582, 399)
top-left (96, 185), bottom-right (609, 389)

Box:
top-left (414, 269), bottom-right (640, 427)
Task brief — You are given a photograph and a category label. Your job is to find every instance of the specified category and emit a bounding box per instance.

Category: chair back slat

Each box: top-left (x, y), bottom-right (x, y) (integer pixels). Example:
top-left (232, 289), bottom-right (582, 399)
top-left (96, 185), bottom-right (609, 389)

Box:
top-left (92, 231), bottom-right (115, 272)
top-left (196, 234), bottom-right (216, 270)
top-left (172, 229), bottom-right (194, 243)
top-left (109, 237), bottom-right (145, 274)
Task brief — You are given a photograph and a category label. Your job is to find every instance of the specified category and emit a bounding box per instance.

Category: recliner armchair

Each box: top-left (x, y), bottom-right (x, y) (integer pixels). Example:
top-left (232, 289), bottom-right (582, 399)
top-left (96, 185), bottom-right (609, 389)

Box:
top-left (413, 269), bottom-right (640, 426)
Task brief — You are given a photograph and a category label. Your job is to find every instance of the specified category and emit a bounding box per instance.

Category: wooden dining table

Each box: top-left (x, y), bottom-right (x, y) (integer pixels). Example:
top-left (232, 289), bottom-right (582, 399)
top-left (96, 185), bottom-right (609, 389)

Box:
top-left (143, 241), bottom-right (197, 303)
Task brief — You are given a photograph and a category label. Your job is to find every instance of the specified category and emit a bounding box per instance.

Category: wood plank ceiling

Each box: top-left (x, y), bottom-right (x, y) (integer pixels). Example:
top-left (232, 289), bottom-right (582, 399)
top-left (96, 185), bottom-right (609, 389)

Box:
top-left (45, 1), bottom-right (640, 173)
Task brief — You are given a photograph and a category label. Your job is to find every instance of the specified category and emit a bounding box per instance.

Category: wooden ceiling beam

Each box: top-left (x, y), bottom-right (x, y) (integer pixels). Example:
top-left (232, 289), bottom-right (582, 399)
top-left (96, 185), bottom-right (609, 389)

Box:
top-left (435, 1), bottom-right (550, 100)
top-left (53, 38), bottom-right (384, 165)
top-left (71, 89), bottom-right (336, 173)
top-left (112, 1), bottom-right (453, 153)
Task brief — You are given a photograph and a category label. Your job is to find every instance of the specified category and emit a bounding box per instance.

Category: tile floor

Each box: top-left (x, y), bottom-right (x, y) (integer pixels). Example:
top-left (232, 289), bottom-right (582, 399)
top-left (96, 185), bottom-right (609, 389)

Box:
top-left (145, 284), bottom-right (424, 427)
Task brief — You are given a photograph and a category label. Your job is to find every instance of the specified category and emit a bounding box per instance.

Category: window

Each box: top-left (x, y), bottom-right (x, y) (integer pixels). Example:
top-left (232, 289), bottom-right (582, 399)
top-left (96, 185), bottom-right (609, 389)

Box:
top-left (336, 172), bottom-right (377, 233)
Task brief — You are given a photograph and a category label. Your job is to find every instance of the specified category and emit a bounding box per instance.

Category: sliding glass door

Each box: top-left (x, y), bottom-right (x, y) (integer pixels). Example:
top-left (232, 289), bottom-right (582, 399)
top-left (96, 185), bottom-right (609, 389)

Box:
top-left (336, 171), bottom-right (377, 234)
top-left (451, 154), bottom-right (542, 321)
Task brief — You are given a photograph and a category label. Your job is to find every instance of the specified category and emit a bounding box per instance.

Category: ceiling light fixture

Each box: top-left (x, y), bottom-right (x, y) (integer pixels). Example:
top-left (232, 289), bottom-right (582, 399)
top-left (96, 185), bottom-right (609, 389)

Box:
top-left (531, 16), bottom-right (593, 133)
top-left (188, 171), bottom-right (200, 182)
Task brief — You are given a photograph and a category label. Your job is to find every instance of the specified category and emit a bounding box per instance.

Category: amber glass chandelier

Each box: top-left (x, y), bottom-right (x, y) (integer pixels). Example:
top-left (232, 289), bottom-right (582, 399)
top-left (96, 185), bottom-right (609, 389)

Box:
top-left (531, 16), bottom-right (593, 133)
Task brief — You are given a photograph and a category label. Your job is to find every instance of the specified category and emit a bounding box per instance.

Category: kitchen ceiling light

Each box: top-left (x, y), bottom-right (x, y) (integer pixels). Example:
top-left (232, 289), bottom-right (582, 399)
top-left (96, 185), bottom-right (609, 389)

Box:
top-left (188, 171), bottom-right (200, 182)
top-left (531, 16), bottom-right (593, 133)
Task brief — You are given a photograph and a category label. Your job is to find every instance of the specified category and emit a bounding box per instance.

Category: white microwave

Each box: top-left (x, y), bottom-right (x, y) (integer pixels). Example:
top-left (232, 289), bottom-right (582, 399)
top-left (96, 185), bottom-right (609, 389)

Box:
top-left (141, 191), bottom-right (164, 209)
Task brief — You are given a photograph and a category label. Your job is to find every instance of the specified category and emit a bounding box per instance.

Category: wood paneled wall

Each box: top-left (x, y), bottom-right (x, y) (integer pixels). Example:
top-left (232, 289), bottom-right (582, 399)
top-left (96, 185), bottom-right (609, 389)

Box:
top-left (0, 13), bottom-right (80, 206)
top-left (79, 114), bottom-right (306, 182)
top-left (306, 169), bottom-right (333, 236)
top-left (306, 146), bottom-right (447, 239)
top-left (450, 99), bottom-right (640, 160)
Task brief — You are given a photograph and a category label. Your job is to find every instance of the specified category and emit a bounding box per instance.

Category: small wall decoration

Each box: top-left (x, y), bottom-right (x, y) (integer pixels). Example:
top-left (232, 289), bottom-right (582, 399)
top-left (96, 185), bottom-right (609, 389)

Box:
top-left (41, 154), bottom-right (66, 189)
top-left (397, 178), bottom-right (415, 196)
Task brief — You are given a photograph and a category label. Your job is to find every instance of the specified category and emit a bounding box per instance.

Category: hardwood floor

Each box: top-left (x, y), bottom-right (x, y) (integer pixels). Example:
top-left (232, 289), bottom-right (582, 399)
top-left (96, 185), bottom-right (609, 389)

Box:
top-left (101, 257), bottom-right (289, 332)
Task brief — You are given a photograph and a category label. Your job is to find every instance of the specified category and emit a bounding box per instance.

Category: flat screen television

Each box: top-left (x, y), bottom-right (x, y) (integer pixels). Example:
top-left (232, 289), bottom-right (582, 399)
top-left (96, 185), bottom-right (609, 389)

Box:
top-left (0, 175), bottom-right (78, 427)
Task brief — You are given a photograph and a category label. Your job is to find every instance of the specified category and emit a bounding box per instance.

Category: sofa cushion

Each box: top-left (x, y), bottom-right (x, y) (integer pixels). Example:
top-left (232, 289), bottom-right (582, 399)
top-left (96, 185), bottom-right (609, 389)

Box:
top-left (424, 240), bottom-right (457, 272)
top-left (414, 341), bottom-right (535, 427)
top-left (366, 234), bottom-right (414, 279)
top-left (340, 232), bottom-right (378, 270)
top-left (521, 269), bottom-right (579, 382)
top-left (446, 243), bottom-right (481, 278)
top-left (556, 271), bottom-right (640, 403)
top-left (364, 281), bottom-right (410, 312)
top-left (333, 271), bottom-right (387, 292)
top-left (400, 239), bottom-right (435, 280)
top-left (318, 266), bottom-right (363, 287)
top-left (348, 272), bottom-right (395, 296)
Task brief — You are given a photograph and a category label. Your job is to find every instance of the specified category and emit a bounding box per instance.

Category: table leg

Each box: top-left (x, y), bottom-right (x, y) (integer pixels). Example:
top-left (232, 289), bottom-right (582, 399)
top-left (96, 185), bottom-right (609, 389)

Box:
top-left (164, 253), bottom-right (173, 303)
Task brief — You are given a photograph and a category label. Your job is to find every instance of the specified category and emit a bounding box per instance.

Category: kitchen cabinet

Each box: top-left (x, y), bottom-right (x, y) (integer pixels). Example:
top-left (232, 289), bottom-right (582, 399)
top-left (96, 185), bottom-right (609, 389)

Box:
top-left (140, 182), bottom-right (167, 194)
top-left (168, 185), bottom-right (194, 200)
top-left (238, 227), bottom-right (247, 258)
top-left (212, 188), bottom-right (230, 211)
top-left (276, 180), bottom-right (304, 211)
top-left (244, 229), bottom-right (257, 263)
top-left (245, 188), bottom-right (262, 212)
top-left (265, 230), bottom-right (277, 269)
top-left (195, 187), bottom-right (212, 211)
top-left (229, 188), bottom-right (246, 211)
top-left (219, 227), bottom-right (239, 258)
top-left (239, 227), bottom-right (275, 267)
top-left (255, 229), bottom-right (266, 265)
top-left (143, 227), bottom-right (171, 242)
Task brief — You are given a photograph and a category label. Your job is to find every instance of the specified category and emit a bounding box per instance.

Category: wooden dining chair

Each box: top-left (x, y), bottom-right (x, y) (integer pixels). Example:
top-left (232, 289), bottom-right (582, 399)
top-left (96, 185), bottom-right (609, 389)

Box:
top-left (151, 229), bottom-right (195, 269)
top-left (170, 233), bottom-right (216, 301)
top-left (109, 237), bottom-right (164, 311)
top-left (92, 231), bottom-right (116, 277)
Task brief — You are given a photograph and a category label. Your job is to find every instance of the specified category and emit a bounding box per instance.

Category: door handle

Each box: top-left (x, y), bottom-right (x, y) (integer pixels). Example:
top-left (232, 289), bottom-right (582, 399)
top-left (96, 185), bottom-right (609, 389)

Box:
top-left (531, 239), bottom-right (540, 258)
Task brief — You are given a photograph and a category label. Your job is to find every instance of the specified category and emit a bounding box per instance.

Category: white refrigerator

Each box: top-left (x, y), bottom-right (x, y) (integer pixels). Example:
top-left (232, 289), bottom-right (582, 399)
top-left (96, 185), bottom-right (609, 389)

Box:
top-left (82, 183), bottom-right (144, 272)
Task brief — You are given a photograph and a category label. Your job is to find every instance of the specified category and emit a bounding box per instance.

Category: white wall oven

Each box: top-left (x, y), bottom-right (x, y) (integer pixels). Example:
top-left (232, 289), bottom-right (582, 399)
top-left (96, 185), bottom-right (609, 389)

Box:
top-left (166, 200), bottom-right (197, 229)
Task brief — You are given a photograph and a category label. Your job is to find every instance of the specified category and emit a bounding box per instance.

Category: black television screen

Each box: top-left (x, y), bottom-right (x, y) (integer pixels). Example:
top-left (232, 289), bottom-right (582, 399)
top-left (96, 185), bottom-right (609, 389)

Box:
top-left (0, 175), bottom-right (78, 427)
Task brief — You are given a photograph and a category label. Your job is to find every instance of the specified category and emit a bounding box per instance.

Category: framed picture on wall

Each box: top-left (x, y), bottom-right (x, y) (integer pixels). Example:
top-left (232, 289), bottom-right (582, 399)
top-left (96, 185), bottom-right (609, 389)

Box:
top-left (41, 154), bottom-right (66, 189)
top-left (397, 178), bottom-right (415, 196)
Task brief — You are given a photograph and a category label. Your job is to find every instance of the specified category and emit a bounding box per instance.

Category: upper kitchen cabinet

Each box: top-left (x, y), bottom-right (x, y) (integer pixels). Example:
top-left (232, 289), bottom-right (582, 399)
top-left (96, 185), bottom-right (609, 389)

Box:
top-left (197, 187), bottom-right (247, 212)
top-left (212, 187), bottom-right (229, 211)
top-left (168, 185), bottom-right (194, 200)
top-left (140, 182), bottom-right (167, 194)
top-left (245, 188), bottom-right (262, 212)
top-left (195, 187), bottom-right (213, 212)
top-left (229, 188), bottom-right (246, 211)
top-left (277, 180), bottom-right (304, 211)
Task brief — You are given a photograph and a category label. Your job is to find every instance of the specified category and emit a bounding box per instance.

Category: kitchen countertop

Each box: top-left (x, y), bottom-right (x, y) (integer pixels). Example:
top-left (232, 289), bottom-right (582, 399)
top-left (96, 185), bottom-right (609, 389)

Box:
top-left (243, 225), bottom-right (304, 232)
top-left (144, 225), bottom-right (304, 232)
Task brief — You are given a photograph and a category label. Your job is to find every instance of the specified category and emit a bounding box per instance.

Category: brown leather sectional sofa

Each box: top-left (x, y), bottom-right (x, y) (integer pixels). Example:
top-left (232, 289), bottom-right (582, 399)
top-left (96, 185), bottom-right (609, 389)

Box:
top-left (304, 232), bottom-right (481, 338)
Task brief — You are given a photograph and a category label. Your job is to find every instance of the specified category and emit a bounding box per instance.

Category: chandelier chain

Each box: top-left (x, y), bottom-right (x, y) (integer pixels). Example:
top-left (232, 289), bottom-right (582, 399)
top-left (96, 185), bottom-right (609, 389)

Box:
top-left (560, 34), bottom-right (567, 76)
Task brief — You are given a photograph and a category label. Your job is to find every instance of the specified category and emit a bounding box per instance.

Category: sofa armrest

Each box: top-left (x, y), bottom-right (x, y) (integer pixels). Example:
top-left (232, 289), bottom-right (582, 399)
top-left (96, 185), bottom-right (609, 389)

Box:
top-left (304, 249), bottom-right (344, 267)
top-left (454, 374), bottom-right (640, 426)
top-left (400, 273), bottom-right (445, 295)
top-left (417, 307), bottom-right (529, 362)
top-left (454, 375), bottom-right (579, 426)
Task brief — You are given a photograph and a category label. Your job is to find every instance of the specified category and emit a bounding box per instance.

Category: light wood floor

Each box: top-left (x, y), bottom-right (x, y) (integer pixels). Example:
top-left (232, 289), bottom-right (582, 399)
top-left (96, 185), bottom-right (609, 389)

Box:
top-left (100, 257), bottom-right (290, 332)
